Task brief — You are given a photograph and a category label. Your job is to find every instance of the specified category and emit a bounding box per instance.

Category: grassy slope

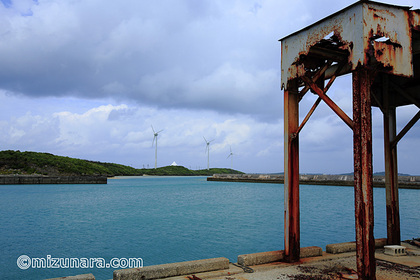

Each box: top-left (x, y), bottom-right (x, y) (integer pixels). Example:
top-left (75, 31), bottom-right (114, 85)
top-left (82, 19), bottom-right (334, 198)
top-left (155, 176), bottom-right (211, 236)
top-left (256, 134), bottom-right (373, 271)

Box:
top-left (0, 150), bottom-right (243, 176)
top-left (141, 166), bottom-right (243, 176)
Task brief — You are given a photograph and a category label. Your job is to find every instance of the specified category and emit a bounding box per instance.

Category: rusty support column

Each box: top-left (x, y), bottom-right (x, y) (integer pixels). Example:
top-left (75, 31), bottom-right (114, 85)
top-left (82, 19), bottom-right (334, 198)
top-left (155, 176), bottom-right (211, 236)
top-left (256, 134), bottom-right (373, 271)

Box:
top-left (352, 68), bottom-right (376, 280)
top-left (383, 75), bottom-right (401, 245)
top-left (284, 79), bottom-right (300, 262)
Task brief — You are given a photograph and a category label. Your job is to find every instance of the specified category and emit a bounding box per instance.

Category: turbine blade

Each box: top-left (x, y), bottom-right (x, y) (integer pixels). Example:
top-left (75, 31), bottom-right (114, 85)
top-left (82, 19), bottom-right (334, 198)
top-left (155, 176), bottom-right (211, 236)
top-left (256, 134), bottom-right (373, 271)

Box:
top-left (151, 125), bottom-right (155, 133)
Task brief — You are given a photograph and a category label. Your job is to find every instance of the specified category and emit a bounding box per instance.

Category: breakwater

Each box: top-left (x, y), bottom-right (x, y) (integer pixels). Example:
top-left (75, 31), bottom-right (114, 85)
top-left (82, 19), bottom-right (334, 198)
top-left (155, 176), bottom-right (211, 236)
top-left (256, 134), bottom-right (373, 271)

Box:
top-left (0, 175), bottom-right (107, 185)
top-left (207, 174), bottom-right (420, 189)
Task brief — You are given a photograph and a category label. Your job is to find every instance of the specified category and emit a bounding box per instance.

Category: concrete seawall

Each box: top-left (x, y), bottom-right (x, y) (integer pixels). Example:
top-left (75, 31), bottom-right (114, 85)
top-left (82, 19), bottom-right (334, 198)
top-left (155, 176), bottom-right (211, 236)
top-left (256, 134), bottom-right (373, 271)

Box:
top-left (207, 174), bottom-right (420, 189)
top-left (0, 175), bottom-right (107, 185)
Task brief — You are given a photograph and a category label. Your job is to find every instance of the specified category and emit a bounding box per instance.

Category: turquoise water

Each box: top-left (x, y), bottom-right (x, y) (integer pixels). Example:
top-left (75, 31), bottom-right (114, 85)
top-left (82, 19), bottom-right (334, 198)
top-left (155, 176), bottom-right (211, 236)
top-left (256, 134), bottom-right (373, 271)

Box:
top-left (0, 176), bottom-right (418, 280)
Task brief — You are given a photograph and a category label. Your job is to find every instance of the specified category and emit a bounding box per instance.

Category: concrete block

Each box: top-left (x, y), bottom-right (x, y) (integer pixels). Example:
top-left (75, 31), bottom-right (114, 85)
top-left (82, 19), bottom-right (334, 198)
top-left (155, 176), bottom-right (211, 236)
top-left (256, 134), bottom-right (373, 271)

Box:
top-left (384, 245), bottom-right (407, 256)
top-left (238, 250), bottom-right (284, 266)
top-left (326, 238), bottom-right (387, 254)
top-left (237, 246), bottom-right (323, 266)
top-left (113, 257), bottom-right (229, 280)
top-left (44, 273), bottom-right (95, 280)
top-left (300, 246), bottom-right (323, 258)
top-left (326, 241), bottom-right (356, 254)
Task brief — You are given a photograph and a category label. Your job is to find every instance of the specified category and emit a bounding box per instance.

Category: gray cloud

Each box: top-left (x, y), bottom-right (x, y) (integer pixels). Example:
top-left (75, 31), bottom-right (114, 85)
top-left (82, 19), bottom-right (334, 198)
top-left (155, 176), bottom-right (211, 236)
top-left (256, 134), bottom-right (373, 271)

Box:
top-left (1, 0), bottom-right (417, 114)
top-left (0, 0), bottom-right (316, 120)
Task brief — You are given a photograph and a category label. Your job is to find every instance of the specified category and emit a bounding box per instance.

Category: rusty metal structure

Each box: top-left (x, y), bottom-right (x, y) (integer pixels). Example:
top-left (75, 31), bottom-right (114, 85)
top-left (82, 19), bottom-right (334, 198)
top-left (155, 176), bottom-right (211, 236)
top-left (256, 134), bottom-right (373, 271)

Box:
top-left (279, 1), bottom-right (419, 279)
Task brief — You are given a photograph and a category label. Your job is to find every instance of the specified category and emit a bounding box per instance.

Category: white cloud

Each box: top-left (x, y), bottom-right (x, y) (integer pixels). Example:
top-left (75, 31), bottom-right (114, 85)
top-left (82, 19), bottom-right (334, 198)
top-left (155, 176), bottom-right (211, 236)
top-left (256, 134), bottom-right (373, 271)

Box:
top-left (0, 98), bottom-right (285, 172)
top-left (1, 111), bottom-right (60, 150)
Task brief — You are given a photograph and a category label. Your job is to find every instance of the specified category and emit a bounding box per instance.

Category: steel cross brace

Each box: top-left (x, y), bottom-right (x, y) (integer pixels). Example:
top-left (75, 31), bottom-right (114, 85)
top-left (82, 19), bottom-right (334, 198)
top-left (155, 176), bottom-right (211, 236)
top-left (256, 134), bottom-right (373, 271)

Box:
top-left (391, 110), bottom-right (420, 149)
top-left (298, 61), bottom-right (332, 101)
top-left (387, 81), bottom-right (420, 149)
top-left (298, 64), bottom-right (354, 133)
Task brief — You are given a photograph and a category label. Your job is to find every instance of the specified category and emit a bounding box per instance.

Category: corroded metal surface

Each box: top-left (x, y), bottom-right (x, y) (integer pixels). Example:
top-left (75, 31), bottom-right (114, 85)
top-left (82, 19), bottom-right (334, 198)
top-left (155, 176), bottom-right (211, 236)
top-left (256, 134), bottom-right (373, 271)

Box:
top-left (280, 1), bottom-right (419, 90)
top-left (352, 68), bottom-right (376, 280)
top-left (382, 75), bottom-right (401, 246)
top-left (280, 1), bottom-right (419, 279)
top-left (283, 80), bottom-right (300, 263)
top-left (301, 75), bottom-right (353, 129)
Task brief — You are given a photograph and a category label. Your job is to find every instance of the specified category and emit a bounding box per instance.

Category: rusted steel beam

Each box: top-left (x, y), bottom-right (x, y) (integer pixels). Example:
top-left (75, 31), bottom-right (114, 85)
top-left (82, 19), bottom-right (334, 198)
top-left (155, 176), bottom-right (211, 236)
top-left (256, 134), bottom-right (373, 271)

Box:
top-left (297, 61), bottom-right (345, 135)
top-left (353, 68), bottom-right (376, 280)
top-left (297, 97), bottom-right (321, 135)
top-left (388, 80), bottom-right (420, 148)
top-left (323, 61), bottom-right (347, 93)
top-left (390, 81), bottom-right (420, 109)
top-left (284, 79), bottom-right (300, 263)
top-left (391, 110), bottom-right (420, 149)
top-left (323, 72), bottom-right (337, 93)
top-left (324, 63), bottom-right (352, 80)
top-left (301, 75), bottom-right (354, 129)
top-left (382, 75), bottom-right (401, 245)
top-left (297, 72), bottom-right (327, 135)
top-left (299, 61), bottom-right (331, 100)
top-left (371, 90), bottom-right (385, 114)
top-left (308, 46), bottom-right (349, 61)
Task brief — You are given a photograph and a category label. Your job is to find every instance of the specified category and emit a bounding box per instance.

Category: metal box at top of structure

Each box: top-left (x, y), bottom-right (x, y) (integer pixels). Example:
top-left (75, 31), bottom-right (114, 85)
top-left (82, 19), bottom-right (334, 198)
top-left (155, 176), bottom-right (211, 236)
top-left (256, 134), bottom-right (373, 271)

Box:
top-left (280, 0), bottom-right (420, 91)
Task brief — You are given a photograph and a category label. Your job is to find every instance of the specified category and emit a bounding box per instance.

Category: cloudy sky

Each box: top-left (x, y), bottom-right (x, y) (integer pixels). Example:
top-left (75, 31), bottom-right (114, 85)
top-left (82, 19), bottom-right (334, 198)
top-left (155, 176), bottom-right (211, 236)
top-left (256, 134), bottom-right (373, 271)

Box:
top-left (0, 0), bottom-right (418, 174)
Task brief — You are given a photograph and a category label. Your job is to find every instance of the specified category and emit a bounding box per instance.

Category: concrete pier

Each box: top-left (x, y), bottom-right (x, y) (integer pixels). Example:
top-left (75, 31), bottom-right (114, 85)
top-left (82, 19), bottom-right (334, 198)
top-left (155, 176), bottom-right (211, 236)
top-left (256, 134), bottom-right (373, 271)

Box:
top-left (0, 175), bottom-right (107, 185)
top-left (207, 174), bottom-right (420, 189)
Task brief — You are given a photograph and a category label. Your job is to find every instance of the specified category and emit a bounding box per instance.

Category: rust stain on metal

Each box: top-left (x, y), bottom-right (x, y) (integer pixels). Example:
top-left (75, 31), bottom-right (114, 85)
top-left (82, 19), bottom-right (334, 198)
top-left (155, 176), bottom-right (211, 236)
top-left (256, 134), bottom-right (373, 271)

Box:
top-left (280, 1), bottom-right (419, 279)
top-left (280, 1), bottom-right (417, 89)
top-left (409, 10), bottom-right (420, 30)
top-left (284, 80), bottom-right (300, 263)
top-left (369, 5), bottom-right (397, 19)
top-left (352, 68), bottom-right (376, 280)
top-left (382, 77), bottom-right (401, 246)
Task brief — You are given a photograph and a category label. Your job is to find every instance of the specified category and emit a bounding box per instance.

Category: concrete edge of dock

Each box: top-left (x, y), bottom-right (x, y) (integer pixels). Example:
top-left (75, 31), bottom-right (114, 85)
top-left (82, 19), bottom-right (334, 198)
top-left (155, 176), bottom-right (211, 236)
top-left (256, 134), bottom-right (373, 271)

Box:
top-left (44, 238), bottom-right (420, 280)
top-left (45, 274), bottom-right (95, 280)
top-left (113, 257), bottom-right (229, 280)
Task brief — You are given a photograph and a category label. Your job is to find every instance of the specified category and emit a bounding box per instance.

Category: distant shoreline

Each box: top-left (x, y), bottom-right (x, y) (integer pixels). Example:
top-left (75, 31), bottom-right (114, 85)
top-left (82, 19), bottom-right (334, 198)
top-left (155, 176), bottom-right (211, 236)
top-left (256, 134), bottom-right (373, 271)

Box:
top-left (0, 175), bottom-right (107, 185)
top-left (207, 174), bottom-right (420, 189)
top-left (110, 175), bottom-right (210, 179)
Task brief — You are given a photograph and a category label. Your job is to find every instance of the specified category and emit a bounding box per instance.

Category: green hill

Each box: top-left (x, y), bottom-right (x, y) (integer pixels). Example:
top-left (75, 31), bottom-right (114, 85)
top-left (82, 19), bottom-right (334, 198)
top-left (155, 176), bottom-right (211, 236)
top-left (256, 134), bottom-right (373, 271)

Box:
top-left (140, 166), bottom-right (243, 176)
top-left (0, 150), bottom-right (243, 177)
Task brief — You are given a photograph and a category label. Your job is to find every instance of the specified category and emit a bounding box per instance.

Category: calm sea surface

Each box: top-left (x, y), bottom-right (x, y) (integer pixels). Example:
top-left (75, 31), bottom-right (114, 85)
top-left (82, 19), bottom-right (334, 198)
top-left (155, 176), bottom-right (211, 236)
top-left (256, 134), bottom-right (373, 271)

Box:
top-left (0, 176), bottom-right (419, 280)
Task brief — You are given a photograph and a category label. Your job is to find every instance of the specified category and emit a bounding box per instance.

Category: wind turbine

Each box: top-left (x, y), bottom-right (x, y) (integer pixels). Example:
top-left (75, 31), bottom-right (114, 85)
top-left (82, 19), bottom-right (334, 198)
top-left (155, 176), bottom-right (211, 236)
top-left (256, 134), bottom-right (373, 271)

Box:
top-left (151, 125), bottom-right (163, 169)
top-left (227, 146), bottom-right (234, 169)
top-left (203, 137), bottom-right (214, 170)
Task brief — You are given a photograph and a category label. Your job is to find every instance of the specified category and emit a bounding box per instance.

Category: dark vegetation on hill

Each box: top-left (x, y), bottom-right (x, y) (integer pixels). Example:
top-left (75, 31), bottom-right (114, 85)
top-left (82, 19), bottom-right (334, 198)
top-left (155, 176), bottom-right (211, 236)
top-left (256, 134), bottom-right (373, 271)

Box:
top-left (0, 150), bottom-right (243, 177)
top-left (138, 166), bottom-right (243, 176)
